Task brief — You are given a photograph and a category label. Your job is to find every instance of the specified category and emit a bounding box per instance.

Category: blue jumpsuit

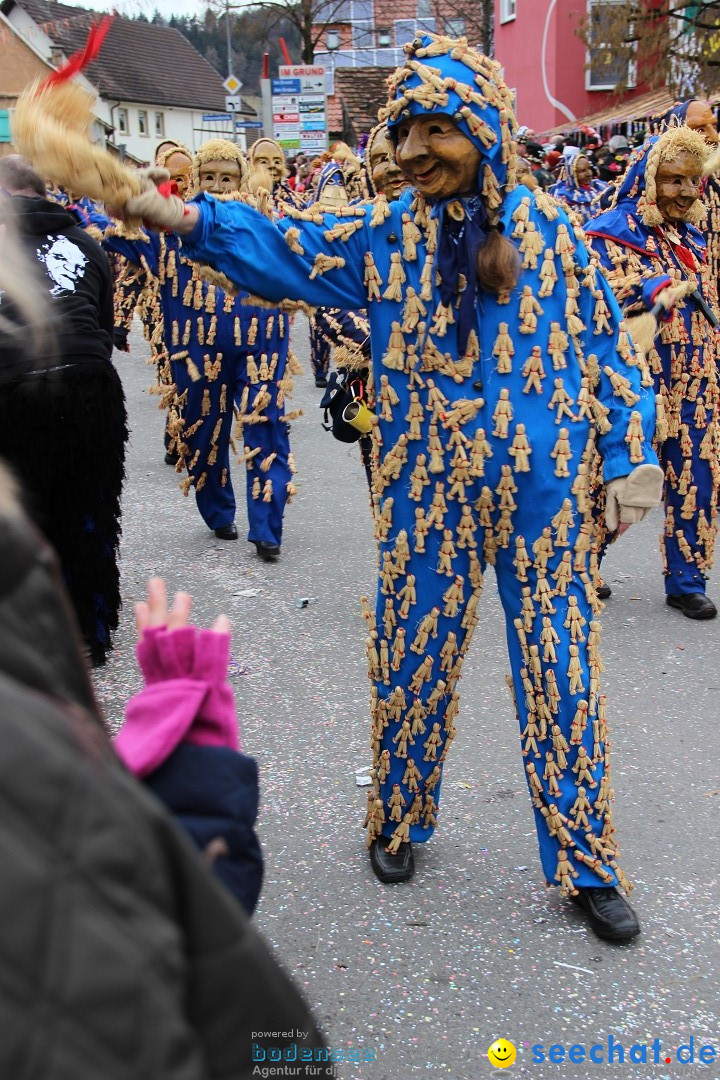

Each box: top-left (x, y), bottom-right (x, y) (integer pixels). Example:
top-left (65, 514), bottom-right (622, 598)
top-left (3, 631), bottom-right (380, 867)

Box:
top-left (98, 226), bottom-right (294, 545)
top-left (586, 138), bottom-right (720, 597)
top-left (180, 48), bottom-right (657, 894)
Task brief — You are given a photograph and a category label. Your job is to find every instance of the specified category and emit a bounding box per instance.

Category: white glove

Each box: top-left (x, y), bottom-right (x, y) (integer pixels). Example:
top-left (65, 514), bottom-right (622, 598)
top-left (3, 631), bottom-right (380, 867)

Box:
top-left (123, 167), bottom-right (188, 231)
top-left (605, 463), bottom-right (664, 532)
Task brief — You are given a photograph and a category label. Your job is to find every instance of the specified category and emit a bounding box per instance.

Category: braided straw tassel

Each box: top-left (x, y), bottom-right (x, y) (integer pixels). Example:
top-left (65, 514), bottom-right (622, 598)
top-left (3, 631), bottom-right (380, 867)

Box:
top-left (13, 77), bottom-right (141, 209)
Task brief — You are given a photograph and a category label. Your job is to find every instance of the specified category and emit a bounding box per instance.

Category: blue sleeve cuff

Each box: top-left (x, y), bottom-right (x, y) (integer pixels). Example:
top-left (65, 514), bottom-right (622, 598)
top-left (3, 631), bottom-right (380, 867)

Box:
top-left (601, 440), bottom-right (659, 483)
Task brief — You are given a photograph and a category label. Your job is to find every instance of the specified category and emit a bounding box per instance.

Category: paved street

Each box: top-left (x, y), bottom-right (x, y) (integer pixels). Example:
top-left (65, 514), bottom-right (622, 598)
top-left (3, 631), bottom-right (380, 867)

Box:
top-left (97, 316), bottom-right (720, 1080)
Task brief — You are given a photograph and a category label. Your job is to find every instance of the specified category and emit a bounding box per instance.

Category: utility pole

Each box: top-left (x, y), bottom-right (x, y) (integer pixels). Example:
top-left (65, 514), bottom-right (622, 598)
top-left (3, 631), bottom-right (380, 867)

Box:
top-left (224, 0), bottom-right (237, 144)
top-left (225, 0), bottom-right (232, 78)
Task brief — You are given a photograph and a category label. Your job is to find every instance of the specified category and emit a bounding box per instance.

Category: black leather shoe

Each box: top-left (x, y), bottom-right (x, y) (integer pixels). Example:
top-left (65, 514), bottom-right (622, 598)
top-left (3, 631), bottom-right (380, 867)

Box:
top-left (572, 886), bottom-right (640, 943)
top-left (666, 593), bottom-right (717, 620)
top-left (369, 835), bottom-right (414, 884)
top-left (255, 541), bottom-right (281, 562)
top-left (164, 451), bottom-right (180, 466)
top-left (596, 581), bottom-right (612, 600)
top-left (315, 375), bottom-right (328, 388)
top-left (214, 523), bottom-right (238, 540)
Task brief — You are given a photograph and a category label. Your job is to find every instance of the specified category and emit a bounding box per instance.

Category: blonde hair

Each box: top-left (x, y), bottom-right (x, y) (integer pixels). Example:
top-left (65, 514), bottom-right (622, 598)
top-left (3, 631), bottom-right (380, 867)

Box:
top-left (476, 227), bottom-right (521, 296)
top-left (12, 78), bottom-right (141, 206)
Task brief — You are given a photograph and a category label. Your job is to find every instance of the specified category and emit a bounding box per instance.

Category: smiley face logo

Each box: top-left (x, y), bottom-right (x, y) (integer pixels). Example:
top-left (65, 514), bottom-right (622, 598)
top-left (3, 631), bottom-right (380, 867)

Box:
top-left (488, 1039), bottom-right (517, 1068)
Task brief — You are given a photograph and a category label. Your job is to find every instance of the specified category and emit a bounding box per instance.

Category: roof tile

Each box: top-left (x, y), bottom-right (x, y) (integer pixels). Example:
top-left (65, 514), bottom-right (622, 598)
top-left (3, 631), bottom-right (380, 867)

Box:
top-left (12, 0), bottom-right (234, 110)
top-left (333, 66), bottom-right (392, 136)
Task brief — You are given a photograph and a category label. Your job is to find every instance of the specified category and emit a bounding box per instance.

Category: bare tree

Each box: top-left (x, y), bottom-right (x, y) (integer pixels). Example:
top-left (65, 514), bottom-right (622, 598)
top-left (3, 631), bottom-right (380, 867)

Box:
top-left (576, 0), bottom-right (720, 97)
top-left (429, 0), bottom-right (494, 56)
top-left (207, 0), bottom-right (495, 67)
top-left (206, 0), bottom-right (353, 64)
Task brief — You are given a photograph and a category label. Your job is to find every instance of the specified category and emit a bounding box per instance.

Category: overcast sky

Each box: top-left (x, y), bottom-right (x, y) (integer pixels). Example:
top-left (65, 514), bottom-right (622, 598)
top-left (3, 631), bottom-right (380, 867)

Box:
top-left (70, 0), bottom-right (208, 18)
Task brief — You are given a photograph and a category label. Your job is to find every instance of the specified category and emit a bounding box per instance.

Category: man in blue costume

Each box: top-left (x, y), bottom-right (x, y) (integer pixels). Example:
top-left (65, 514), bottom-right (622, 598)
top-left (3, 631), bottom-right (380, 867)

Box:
top-left (307, 160), bottom-right (370, 388)
top-left (549, 153), bottom-right (608, 226)
top-left (96, 139), bottom-right (297, 560)
top-left (365, 122), bottom-right (412, 203)
top-left (248, 137), bottom-right (305, 211)
top-left (653, 100), bottom-right (720, 302)
top-left (585, 126), bottom-right (719, 619)
top-left (122, 35), bottom-right (664, 942)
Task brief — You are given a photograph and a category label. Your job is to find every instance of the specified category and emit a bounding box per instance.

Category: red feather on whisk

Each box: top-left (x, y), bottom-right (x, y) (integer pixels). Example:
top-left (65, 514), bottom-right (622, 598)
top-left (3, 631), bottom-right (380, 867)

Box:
top-left (40, 15), bottom-right (114, 90)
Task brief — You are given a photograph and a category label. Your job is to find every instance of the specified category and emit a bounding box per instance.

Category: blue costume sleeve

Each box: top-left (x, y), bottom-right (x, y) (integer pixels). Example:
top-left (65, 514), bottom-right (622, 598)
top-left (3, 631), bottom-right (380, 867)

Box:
top-left (181, 193), bottom-right (368, 310)
top-left (85, 205), bottom-right (161, 277)
top-left (580, 255), bottom-right (657, 481)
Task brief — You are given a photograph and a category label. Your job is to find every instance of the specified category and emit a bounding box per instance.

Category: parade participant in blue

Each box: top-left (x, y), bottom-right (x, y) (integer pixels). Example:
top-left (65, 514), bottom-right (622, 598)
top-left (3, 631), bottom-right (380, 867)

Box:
top-left (549, 153), bottom-right (608, 225)
top-left (94, 139), bottom-right (298, 560)
top-left (109, 144), bottom-right (191, 466)
top-left (653, 100), bottom-right (720, 300)
top-left (315, 130), bottom-right (408, 482)
top-left (315, 129), bottom-right (413, 487)
top-left (327, 140), bottom-right (370, 202)
top-left (585, 126), bottom-right (720, 619)
top-left (312, 128), bottom-right (411, 390)
top-left (311, 128), bottom-right (410, 389)
top-left (249, 137), bottom-right (305, 211)
top-left (94, 34), bottom-right (662, 942)
top-left (310, 160), bottom-right (376, 381)
top-left (306, 161), bottom-right (365, 387)
top-left (112, 143), bottom-right (192, 353)
top-left (365, 121), bottom-right (412, 203)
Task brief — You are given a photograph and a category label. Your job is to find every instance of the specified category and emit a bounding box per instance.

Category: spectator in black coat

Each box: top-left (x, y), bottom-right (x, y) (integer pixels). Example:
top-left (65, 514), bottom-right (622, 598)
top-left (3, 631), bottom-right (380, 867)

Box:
top-left (0, 154), bottom-right (127, 665)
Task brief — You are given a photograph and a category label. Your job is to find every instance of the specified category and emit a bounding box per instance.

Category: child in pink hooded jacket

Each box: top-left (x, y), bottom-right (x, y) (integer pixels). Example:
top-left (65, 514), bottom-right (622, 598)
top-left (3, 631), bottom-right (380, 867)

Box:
top-left (115, 578), bottom-right (263, 914)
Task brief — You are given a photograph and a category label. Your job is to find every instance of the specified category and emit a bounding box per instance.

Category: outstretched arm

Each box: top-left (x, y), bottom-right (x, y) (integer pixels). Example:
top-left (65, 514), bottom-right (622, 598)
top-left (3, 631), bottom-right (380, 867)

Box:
top-left (181, 194), bottom-right (369, 311)
top-left (121, 184), bottom-right (369, 310)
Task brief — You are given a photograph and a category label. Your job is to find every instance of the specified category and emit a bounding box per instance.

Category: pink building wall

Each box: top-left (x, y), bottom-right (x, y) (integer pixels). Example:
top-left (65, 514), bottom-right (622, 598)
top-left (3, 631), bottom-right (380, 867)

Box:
top-left (494, 0), bottom-right (646, 132)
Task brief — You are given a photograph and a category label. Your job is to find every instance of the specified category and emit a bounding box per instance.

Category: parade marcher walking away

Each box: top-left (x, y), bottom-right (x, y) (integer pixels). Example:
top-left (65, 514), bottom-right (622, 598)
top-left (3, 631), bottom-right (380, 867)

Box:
top-left (92, 140), bottom-right (297, 560)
